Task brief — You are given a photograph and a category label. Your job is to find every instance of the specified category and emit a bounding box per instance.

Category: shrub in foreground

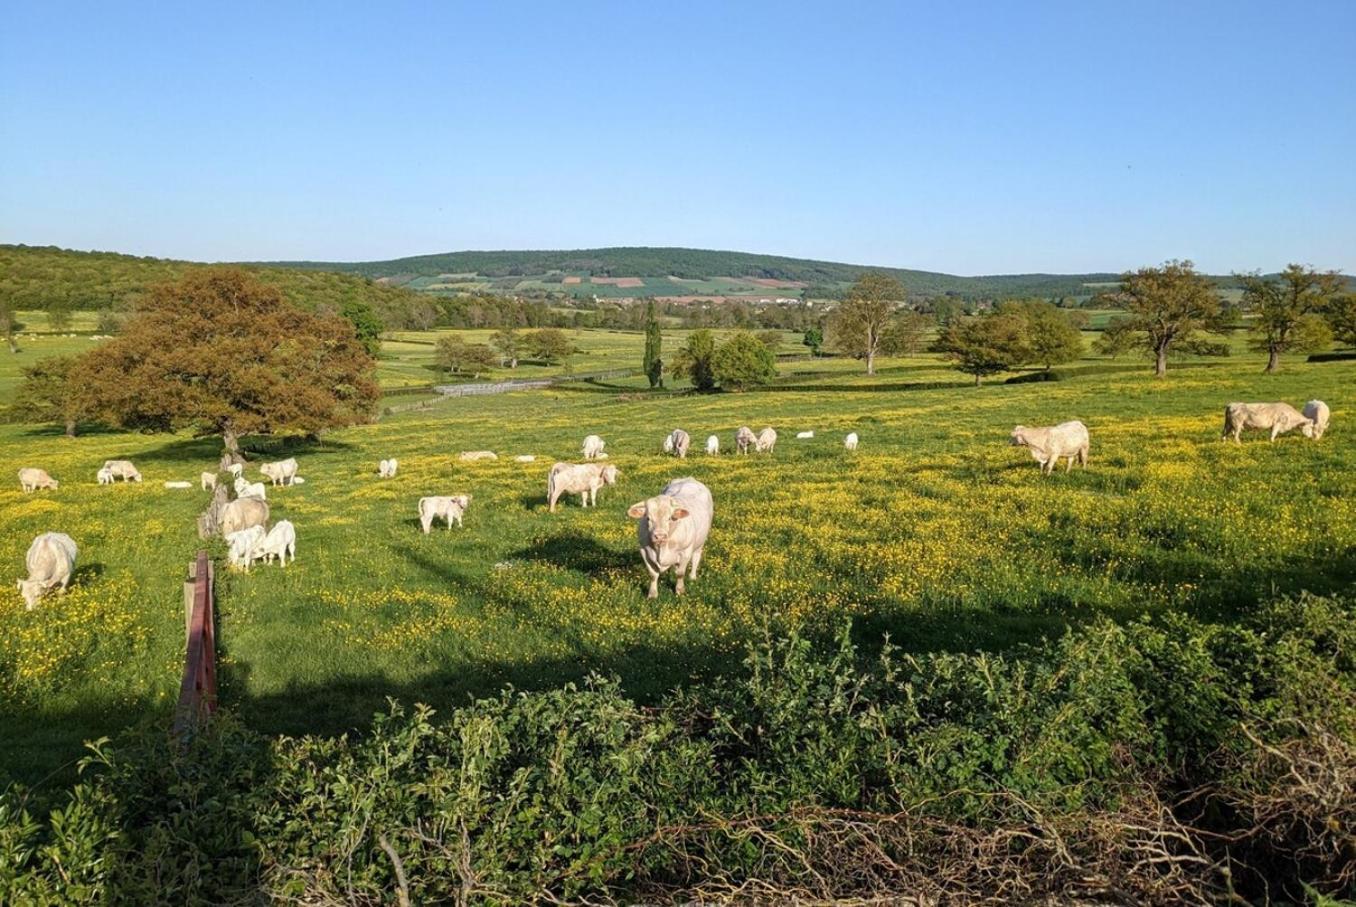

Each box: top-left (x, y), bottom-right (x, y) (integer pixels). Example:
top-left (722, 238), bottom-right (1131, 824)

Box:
top-left (2, 594), bottom-right (1353, 904)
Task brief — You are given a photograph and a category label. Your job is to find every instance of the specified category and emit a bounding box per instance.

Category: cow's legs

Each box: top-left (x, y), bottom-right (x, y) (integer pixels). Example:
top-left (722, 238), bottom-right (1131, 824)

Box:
top-left (689, 547), bottom-right (703, 579)
top-left (674, 551), bottom-right (693, 594)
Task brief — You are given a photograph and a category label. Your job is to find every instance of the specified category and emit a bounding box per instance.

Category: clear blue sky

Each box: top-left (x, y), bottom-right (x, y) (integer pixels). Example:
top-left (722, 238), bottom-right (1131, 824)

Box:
top-left (2, 1), bottom-right (1353, 274)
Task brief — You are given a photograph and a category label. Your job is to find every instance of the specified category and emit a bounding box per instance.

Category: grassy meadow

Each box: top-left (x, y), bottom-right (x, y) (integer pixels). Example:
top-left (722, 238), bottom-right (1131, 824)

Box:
top-left (2, 326), bottom-right (1354, 791)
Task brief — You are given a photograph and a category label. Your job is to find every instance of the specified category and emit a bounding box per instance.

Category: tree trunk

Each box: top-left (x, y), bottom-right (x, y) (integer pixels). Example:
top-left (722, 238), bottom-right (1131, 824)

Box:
top-left (974, 373), bottom-right (982, 386)
top-left (866, 348), bottom-right (875, 376)
top-left (1155, 346), bottom-right (1168, 377)
top-left (64, 418), bottom-right (76, 438)
top-left (1265, 348), bottom-right (1279, 373)
top-left (221, 428), bottom-right (244, 465)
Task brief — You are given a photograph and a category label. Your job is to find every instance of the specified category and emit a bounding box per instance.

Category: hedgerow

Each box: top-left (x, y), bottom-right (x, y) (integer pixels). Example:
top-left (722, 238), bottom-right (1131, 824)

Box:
top-left (3, 593), bottom-right (1353, 904)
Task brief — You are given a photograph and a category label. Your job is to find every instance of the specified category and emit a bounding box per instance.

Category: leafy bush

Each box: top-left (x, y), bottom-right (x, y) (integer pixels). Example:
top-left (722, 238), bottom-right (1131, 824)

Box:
top-left (3, 594), bottom-right (1353, 904)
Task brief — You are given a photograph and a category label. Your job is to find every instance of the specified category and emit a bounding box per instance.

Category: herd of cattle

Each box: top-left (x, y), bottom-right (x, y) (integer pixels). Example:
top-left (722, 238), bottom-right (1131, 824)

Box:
top-left (11, 398), bottom-right (1333, 609)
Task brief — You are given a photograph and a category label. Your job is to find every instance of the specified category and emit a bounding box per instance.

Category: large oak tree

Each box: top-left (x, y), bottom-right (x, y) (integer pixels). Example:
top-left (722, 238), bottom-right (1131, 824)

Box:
top-left (1113, 260), bottom-right (1225, 376)
top-left (70, 268), bottom-right (380, 457)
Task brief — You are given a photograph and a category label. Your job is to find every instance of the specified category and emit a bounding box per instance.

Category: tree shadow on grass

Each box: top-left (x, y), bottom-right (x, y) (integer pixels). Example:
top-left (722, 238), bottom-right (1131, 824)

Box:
top-left (507, 531), bottom-right (633, 576)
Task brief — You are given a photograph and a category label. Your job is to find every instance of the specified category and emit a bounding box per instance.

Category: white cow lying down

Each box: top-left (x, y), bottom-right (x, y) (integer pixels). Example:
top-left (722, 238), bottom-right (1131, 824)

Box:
top-left (419, 494), bottom-right (471, 532)
top-left (547, 462), bottom-right (619, 511)
top-left (1010, 421), bottom-right (1090, 474)
top-left (19, 532), bottom-right (77, 610)
top-left (1221, 402), bottom-right (1314, 444)
top-left (628, 477), bottom-right (713, 598)
top-left (378, 458), bottom-right (398, 478)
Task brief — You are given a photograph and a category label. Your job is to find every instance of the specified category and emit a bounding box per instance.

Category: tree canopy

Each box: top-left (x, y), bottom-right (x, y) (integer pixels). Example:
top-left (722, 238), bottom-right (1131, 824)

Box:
top-left (999, 300), bottom-right (1084, 371)
top-left (826, 273), bottom-right (906, 375)
top-left (1112, 261), bottom-right (1226, 376)
top-left (671, 329), bottom-right (717, 392)
top-left (935, 313), bottom-right (1031, 385)
top-left (643, 301), bottom-right (663, 388)
top-left (69, 268), bottom-right (380, 454)
top-left (1241, 264), bottom-right (1341, 372)
top-left (712, 331), bottom-right (777, 391)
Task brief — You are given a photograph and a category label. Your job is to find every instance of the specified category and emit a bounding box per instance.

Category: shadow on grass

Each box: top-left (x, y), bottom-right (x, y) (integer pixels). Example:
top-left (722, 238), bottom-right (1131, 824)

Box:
top-left (507, 531), bottom-right (633, 575)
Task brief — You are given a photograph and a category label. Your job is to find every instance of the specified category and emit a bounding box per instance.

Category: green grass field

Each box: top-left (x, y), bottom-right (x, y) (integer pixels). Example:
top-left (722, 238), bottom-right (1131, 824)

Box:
top-left (2, 326), bottom-right (1353, 793)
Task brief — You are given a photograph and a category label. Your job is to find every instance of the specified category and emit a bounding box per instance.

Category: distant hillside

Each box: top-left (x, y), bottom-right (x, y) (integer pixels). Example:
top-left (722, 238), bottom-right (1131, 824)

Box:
top-left (0, 245), bottom-right (427, 326)
top-left (261, 247), bottom-right (1124, 299)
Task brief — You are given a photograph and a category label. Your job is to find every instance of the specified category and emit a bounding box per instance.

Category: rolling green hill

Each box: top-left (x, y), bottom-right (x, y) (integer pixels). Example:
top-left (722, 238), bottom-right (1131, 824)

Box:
top-left (261, 246), bottom-right (1125, 298)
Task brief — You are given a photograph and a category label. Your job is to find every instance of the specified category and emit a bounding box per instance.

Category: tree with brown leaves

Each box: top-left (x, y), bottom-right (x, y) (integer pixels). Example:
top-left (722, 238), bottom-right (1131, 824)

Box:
top-left (70, 268), bottom-right (380, 457)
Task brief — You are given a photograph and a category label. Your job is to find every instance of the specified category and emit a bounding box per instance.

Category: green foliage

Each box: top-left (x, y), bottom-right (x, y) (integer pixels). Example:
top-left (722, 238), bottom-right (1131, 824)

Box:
top-left (12, 356), bottom-right (83, 436)
top-left (1242, 265), bottom-right (1343, 371)
top-left (490, 326), bottom-right (521, 368)
top-left (934, 313), bottom-right (1031, 385)
top-left (435, 335), bottom-right (497, 376)
top-left (2, 594), bottom-right (1352, 903)
top-left (711, 331), bottom-right (777, 391)
top-left (802, 326), bottom-right (823, 356)
top-left (826, 273), bottom-right (906, 374)
top-left (522, 328), bottom-right (574, 365)
top-left (339, 298), bottom-right (385, 356)
top-left (1112, 260), bottom-right (1226, 376)
top-left (671, 328), bottom-right (718, 391)
top-left (1326, 294), bottom-right (1356, 348)
top-left (0, 303), bottom-right (23, 354)
top-left (1000, 299), bottom-right (1084, 370)
top-left (878, 311), bottom-right (933, 357)
top-left (1094, 316), bottom-right (1136, 358)
top-left (643, 301), bottom-right (663, 388)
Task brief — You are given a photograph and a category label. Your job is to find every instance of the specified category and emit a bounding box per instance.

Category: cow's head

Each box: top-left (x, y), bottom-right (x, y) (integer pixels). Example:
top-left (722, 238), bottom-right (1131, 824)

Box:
top-left (628, 495), bottom-right (690, 544)
top-left (47, 479), bottom-right (59, 489)
top-left (18, 579), bottom-right (43, 610)
top-left (601, 465), bottom-right (619, 485)
top-left (1300, 418), bottom-right (1316, 439)
top-left (1010, 426), bottom-right (1029, 447)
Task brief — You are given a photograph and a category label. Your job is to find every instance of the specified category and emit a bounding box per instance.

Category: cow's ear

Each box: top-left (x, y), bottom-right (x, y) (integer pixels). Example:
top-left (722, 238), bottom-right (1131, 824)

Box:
top-left (627, 503), bottom-right (647, 519)
top-left (671, 508), bottom-right (690, 520)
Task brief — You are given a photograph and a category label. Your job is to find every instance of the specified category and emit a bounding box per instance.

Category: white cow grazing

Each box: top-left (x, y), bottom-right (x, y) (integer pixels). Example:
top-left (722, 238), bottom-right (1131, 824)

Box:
top-left (796, 431), bottom-right (814, 440)
top-left (756, 427), bottom-right (777, 453)
top-left (163, 481), bottom-right (193, 489)
top-left (706, 434), bottom-right (720, 456)
top-left (227, 463), bottom-right (245, 479)
top-left (378, 458), bottom-right (399, 478)
top-left (582, 435), bottom-right (606, 460)
top-left (419, 494), bottom-right (472, 533)
top-left (257, 520), bottom-right (297, 567)
top-left (260, 457), bottom-right (299, 486)
top-left (1010, 421), bottom-right (1090, 474)
top-left (18, 468), bottom-right (59, 492)
top-left (102, 460), bottom-right (142, 482)
top-left (201, 472), bottom-right (218, 492)
top-left (665, 429), bottom-right (691, 458)
top-left (221, 497), bottom-right (269, 538)
top-left (736, 426), bottom-right (756, 455)
top-left (845, 432), bottom-right (859, 451)
top-left (548, 462), bottom-right (619, 511)
top-left (226, 526), bottom-right (267, 571)
top-left (96, 467), bottom-right (114, 485)
top-left (627, 477), bottom-right (713, 598)
top-left (1221, 402), bottom-right (1315, 444)
top-left (1303, 400), bottom-right (1330, 440)
top-left (459, 450), bottom-right (498, 462)
top-left (234, 479), bottom-right (267, 500)
top-left (18, 532), bottom-right (77, 610)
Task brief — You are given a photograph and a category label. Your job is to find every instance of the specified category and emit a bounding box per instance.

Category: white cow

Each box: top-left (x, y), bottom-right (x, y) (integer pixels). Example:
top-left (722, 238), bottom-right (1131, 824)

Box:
top-left (18, 532), bottom-right (77, 610)
top-left (378, 458), bottom-right (399, 478)
top-left (96, 467), bottom-right (114, 485)
top-left (235, 478), bottom-right (267, 500)
top-left (1221, 402), bottom-right (1314, 444)
top-left (226, 526), bottom-right (267, 571)
top-left (220, 497), bottom-right (270, 538)
top-left (665, 429), bottom-right (691, 458)
top-left (706, 434), bottom-right (720, 456)
top-left (735, 426), bottom-right (756, 455)
top-left (845, 432), bottom-right (859, 451)
top-left (201, 472), bottom-right (218, 492)
top-left (627, 477), bottom-right (713, 598)
top-left (1010, 421), bottom-right (1090, 474)
top-left (257, 520), bottom-right (297, 567)
top-left (1303, 400), bottom-right (1330, 440)
top-left (260, 457), bottom-right (299, 486)
top-left (756, 427), bottom-right (777, 453)
top-left (582, 435), bottom-right (606, 460)
top-left (102, 460), bottom-right (142, 482)
top-left (795, 431), bottom-right (814, 440)
top-left (515, 455), bottom-right (537, 463)
top-left (419, 494), bottom-right (472, 533)
top-left (548, 462), bottom-right (619, 511)
top-left (459, 450), bottom-right (498, 462)
top-left (227, 463), bottom-right (245, 479)
top-left (163, 481), bottom-right (193, 489)
top-left (18, 468), bottom-right (59, 492)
